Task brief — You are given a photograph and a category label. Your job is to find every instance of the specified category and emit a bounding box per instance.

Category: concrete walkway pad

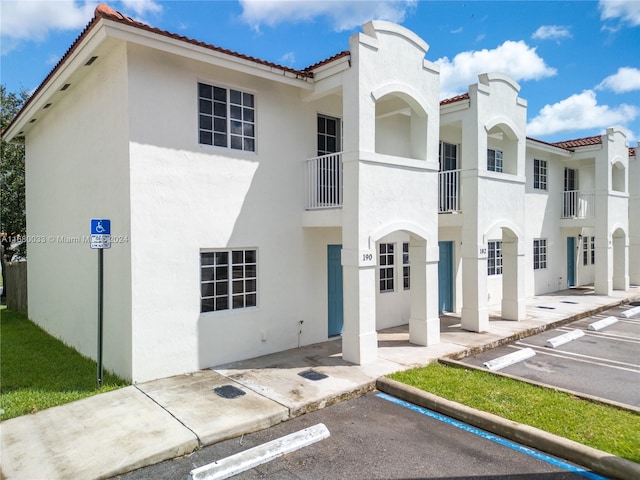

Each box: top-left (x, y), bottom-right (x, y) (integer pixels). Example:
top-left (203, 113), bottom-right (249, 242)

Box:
top-left (137, 370), bottom-right (289, 446)
top-left (0, 386), bottom-right (198, 480)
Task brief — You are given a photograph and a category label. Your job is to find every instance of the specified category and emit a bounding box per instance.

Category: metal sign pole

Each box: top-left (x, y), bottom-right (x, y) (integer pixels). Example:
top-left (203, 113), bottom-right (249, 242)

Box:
top-left (97, 247), bottom-right (104, 388)
top-left (91, 218), bottom-right (110, 389)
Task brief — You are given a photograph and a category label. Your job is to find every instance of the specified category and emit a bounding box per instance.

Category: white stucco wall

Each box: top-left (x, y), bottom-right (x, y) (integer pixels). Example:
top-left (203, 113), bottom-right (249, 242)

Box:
top-left (25, 42), bottom-right (133, 379)
top-left (125, 44), bottom-right (346, 381)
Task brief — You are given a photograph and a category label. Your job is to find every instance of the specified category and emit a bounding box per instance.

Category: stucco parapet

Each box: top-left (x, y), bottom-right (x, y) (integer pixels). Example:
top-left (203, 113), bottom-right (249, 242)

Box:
top-left (363, 20), bottom-right (430, 55)
top-left (423, 59), bottom-right (440, 74)
top-left (478, 72), bottom-right (521, 93)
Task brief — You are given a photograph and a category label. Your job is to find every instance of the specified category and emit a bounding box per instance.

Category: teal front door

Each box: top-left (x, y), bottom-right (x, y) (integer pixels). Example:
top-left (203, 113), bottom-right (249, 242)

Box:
top-left (438, 241), bottom-right (454, 313)
top-left (567, 237), bottom-right (576, 287)
top-left (327, 245), bottom-right (344, 336)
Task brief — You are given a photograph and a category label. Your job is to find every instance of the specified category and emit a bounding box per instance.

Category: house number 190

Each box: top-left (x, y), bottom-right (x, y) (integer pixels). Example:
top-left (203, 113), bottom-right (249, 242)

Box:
top-left (360, 250), bottom-right (376, 266)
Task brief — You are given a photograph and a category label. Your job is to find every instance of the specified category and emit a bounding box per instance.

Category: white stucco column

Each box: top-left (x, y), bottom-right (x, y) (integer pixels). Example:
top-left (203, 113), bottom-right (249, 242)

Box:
top-left (595, 236), bottom-right (612, 295)
top-left (341, 251), bottom-right (378, 364)
top-left (612, 234), bottom-right (629, 290)
top-left (501, 237), bottom-right (525, 320)
top-left (409, 243), bottom-right (440, 346)
top-left (461, 250), bottom-right (489, 332)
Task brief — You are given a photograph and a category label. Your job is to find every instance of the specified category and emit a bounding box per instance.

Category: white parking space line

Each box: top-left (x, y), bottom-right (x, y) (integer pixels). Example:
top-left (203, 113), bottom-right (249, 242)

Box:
top-left (508, 344), bottom-right (640, 373)
top-left (556, 326), bottom-right (640, 343)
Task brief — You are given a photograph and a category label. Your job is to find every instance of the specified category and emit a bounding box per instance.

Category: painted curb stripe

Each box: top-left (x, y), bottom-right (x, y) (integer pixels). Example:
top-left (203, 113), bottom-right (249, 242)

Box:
top-left (375, 392), bottom-right (607, 480)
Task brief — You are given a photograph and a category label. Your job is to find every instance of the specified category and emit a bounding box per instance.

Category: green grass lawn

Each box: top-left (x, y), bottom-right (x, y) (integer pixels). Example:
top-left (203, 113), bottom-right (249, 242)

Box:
top-left (1, 307), bottom-right (128, 421)
top-left (389, 362), bottom-right (640, 463)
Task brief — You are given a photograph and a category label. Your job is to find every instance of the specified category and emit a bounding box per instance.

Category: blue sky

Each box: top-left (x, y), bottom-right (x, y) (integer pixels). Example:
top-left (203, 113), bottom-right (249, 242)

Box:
top-left (1, 0), bottom-right (639, 143)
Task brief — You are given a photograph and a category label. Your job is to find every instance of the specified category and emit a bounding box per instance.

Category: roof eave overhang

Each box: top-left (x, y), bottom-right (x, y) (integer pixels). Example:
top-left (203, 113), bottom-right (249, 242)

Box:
top-left (102, 20), bottom-right (316, 89)
top-left (3, 21), bottom-right (109, 141)
top-left (526, 138), bottom-right (573, 157)
top-left (3, 16), bottom-right (316, 141)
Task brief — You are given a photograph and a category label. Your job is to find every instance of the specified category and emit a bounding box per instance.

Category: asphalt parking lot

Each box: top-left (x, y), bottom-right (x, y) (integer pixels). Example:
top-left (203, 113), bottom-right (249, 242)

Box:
top-left (459, 303), bottom-right (640, 407)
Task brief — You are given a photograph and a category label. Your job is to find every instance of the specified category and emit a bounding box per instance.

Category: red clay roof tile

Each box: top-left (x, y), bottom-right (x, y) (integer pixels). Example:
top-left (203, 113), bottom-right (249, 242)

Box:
top-left (440, 93), bottom-right (470, 106)
top-left (551, 135), bottom-right (603, 149)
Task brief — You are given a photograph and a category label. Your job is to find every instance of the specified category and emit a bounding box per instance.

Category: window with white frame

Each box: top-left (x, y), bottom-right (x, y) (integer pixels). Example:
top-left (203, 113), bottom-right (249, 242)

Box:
top-left (201, 249), bottom-right (257, 312)
top-left (534, 159), bottom-right (547, 190)
top-left (198, 83), bottom-right (255, 151)
top-left (591, 236), bottom-right (595, 264)
top-left (533, 239), bottom-right (547, 270)
top-left (379, 243), bottom-right (395, 293)
top-left (439, 142), bottom-right (458, 171)
top-left (403, 242), bottom-right (410, 290)
top-left (487, 148), bottom-right (503, 172)
top-left (487, 240), bottom-right (502, 276)
top-left (583, 236), bottom-right (589, 266)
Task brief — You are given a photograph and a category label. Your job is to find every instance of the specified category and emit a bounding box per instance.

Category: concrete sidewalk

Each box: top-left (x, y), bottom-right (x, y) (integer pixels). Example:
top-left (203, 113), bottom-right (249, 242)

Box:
top-left (1, 287), bottom-right (638, 480)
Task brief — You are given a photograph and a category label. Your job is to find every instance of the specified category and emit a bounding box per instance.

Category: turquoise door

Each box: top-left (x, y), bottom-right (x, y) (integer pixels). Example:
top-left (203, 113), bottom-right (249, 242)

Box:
top-left (438, 241), bottom-right (454, 313)
top-left (327, 245), bottom-right (344, 336)
top-left (567, 237), bottom-right (576, 287)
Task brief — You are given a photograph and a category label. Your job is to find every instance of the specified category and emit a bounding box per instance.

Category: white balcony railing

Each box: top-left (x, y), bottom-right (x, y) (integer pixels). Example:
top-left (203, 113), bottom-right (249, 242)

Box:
top-left (562, 190), bottom-right (595, 219)
top-left (306, 152), bottom-right (343, 210)
top-left (439, 169), bottom-right (460, 212)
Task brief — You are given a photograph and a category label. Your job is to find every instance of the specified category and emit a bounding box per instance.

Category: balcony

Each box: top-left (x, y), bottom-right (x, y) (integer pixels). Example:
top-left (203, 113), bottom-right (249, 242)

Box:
top-left (562, 190), bottom-right (595, 219)
top-left (305, 153), bottom-right (343, 210)
top-left (439, 169), bottom-right (460, 213)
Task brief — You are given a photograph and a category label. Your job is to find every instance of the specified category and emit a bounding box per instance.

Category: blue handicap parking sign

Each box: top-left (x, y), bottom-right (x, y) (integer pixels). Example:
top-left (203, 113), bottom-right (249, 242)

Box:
top-left (91, 219), bottom-right (111, 235)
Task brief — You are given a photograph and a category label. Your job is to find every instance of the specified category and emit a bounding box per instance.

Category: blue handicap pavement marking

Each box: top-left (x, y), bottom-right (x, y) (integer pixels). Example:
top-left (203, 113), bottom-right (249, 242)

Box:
top-left (375, 392), bottom-right (608, 480)
top-left (91, 219), bottom-right (111, 235)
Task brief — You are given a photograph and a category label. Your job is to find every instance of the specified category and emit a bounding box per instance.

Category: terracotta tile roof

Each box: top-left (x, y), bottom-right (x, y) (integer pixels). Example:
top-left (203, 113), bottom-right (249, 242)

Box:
top-left (94, 4), bottom-right (347, 77)
top-left (3, 4), bottom-right (350, 137)
top-left (526, 136), bottom-right (573, 152)
top-left (551, 135), bottom-right (602, 149)
top-left (440, 93), bottom-right (470, 106)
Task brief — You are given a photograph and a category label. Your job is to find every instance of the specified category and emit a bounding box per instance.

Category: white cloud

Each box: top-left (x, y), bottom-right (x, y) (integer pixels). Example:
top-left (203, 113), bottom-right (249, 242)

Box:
top-left (278, 52), bottom-right (296, 66)
top-left (238, 0), bottom-right (417, 32)
top-left (599, 0), bottom-right (640, 26)
top-left (1, 1), bottom-right (97, 42)
top-left (527, 90), bottom-right (638, 137)
top-left (531, 25), bottom-right (572, 41)
top-left (596, 67), bottom-right (640, 93)
top-left (120, 0), bottom-right (162, 17)
top-left (0, 0), bottom-right (162, 53)
top-left (436, 41), bottom-right (557, 99)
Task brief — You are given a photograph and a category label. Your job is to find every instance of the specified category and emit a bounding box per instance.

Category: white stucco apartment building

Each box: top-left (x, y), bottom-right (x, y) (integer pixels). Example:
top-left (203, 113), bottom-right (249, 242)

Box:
top-left (3, 5), bottom-right (637, 383)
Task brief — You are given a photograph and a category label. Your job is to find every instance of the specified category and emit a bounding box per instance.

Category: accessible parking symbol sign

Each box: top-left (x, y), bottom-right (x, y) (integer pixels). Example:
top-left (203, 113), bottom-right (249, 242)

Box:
top-left (90, 219), bottom-right (111, 249)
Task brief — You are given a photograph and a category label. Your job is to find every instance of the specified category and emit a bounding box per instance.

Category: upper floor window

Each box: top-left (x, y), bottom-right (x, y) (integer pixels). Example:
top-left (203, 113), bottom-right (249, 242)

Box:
top-left (198, 83), bottom-right (255, 151)
top-left (403, 242), bottom-right (410, 290)
top-left (439, 142), bottom-right (458, 171)
top-left (487, 240), bottom-right (502, 276)
top-left (201, 249), bottom-right (257, 312)
top-left (487, 149), bottom-right (503, 173)
top-left (533, 239), bottom-right (547, 270)
top-left (534, 159), bottom-right (547, 190)
top-left (379, 243), bottom-right (395, 293)
top-left (318, 114), bottom-right (341, 156)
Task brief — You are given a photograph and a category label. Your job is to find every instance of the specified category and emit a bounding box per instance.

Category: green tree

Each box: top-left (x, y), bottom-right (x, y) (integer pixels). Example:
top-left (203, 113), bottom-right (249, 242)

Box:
top-left (1, 85), bottom-right (29, 248)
